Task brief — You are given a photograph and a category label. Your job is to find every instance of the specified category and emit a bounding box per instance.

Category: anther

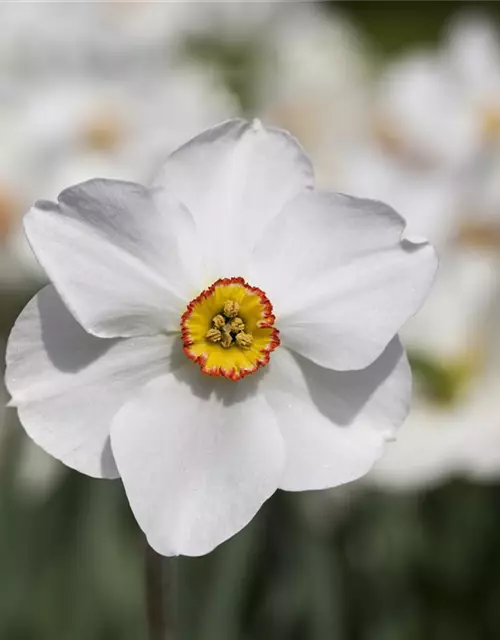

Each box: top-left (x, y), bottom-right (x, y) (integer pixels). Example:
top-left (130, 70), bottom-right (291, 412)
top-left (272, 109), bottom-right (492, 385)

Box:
top-left (223, 300), bottom-right (240, 318)
top-left (206, 328), bottom-right (222, 343)
top-left (212, 314), bottom-right (226, 329)
top-left (229, 317), bottom-right (245, 333)
top-left (236, 332), bottom-right (253, 349)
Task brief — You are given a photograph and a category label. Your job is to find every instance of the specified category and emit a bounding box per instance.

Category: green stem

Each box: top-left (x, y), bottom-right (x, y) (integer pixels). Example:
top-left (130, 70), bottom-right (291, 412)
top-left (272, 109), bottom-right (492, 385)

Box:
top-left (145, 542), bottom-right (176, 640)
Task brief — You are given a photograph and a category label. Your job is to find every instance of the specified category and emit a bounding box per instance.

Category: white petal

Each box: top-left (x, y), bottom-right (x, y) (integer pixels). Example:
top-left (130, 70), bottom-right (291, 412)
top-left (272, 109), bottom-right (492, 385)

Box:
top-left (152, 118), bottom-right (314, 276)
top-left (5, 286), bottom-right (176, 478)
top-left (110, 365), bottom-right (285, 556)
top-left (24, 179), bottom-right (193, 338)
top-left (250, 190), bottom-right (438, 370)
top-left (263, 338), bottom-right (411, 490)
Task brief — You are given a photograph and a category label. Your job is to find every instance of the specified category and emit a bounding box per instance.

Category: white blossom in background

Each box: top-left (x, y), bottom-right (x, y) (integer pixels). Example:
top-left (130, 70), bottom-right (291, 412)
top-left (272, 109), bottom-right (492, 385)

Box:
top-left (373, 12), bottom-right (500, 173)
top-left (335, 144), bottom-right (462, 249)
top-left (371, 372), bottom-right (500, 489)
top-left (0, 3), bottom-right (92, 78)
top-left (335, 134), bottom-right (500, 489)
top-left (89, 2), bottom-right (194, 68)
top-left (21, 69), bottom-right (238, 195)
top-left (327, 12), bottom-right (500, 243)
top-left (444, 12), bottom-right (500, 129)
top-left (371, 247), bottom-right (500, 489)
top-left (317, 11), bottom-right (500, 490)
top-left (259, 4), bottom-right (371, 187)
top-left (0, 101), bottom-right (47, 289)
top-left (172, 0), bottom-right (367, 165)
top-left (171, 0), bottom-right (299, 121)
top-left (0, 66), bottom-right (237, 292)
top-left (5, 120), bottom-right (436, 556)
top-left (0, 2), bottom-right (192, 83)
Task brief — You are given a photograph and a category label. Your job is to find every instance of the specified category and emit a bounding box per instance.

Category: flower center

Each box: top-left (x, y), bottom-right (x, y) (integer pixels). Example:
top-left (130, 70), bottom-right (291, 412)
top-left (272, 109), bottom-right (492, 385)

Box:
top-left (181, 277), bottom-right (280, 381)
top-left (83, 109), bottom-right (124, 151)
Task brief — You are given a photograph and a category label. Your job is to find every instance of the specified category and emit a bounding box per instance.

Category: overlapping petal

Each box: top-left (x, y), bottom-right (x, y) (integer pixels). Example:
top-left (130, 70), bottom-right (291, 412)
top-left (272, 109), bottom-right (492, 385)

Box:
top-left (250, 190), bottom-right (438, 370)
top-left (110, 365), bottom-right (285, 556)
top-left (24, 179), bottom-right (194, 338)
top-left (263, 338), bottom-right (410, 490)
top-left (152, 118), bottom-right (314, 276)
top-left (6, 285), bottom-right (176, 478)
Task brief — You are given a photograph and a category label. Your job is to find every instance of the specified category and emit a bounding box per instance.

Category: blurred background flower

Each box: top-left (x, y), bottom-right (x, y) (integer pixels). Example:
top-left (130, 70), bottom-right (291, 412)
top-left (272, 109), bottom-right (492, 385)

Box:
top-left (2, 2), bottom-right (500, 638)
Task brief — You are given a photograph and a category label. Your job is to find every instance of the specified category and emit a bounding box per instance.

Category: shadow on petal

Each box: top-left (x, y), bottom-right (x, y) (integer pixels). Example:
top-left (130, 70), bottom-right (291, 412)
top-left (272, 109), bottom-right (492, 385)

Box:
top-left (293, 337), bottom-right (405, 427)
top-left (168, 337), bottom-right (269, 408)
top-left (37, 286), bottom-right (117, 372)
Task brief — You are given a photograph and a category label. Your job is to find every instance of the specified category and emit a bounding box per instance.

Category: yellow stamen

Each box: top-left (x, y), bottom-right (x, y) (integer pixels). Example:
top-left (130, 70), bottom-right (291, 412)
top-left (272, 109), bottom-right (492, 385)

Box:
top-left (229, 317), bottom-right (245, 333)
top-left (206, 328), bottom-right (222, 343)
top-left (223, 300), bottom-right (240, 318)
top-left (213, 314), bottom-right (226, 329)
top-left (235, 332), bottom-right (253, 349)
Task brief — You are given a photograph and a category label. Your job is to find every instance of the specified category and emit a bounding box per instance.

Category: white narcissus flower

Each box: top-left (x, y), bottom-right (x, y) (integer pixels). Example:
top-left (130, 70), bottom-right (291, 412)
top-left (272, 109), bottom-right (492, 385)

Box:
top-left (5, 119), bottom-right (437, 556)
